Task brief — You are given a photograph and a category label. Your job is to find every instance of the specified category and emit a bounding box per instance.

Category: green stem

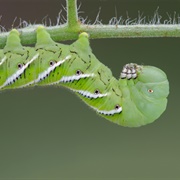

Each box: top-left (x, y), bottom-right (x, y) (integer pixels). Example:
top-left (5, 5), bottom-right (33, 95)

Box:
top-left (81, 24), bottom-right (180, 38)
top-left (0, 0), bottom-right (180, 49)
top-left (67, 0), bottom-right (79, 30)
top-left (1, 24), bottom-right (180, 48)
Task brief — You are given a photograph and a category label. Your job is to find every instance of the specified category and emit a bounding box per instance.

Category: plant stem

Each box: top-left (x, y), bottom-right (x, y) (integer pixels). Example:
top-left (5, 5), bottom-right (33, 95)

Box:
top-left (67, 0), bottom-right (79, 30)
top-left (81, 24), bottom-right (180, 38)
top-left (0, 0), bottom-right (180, 49)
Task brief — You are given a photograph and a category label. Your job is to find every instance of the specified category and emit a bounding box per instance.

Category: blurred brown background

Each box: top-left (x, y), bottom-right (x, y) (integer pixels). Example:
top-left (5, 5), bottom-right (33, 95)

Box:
top-left (0, 0), bottom-right (179, 179)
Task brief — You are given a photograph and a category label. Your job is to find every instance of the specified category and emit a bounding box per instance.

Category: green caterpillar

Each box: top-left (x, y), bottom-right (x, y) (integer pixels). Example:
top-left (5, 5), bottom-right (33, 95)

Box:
top-left (0, 26), bottom-right (169, 127)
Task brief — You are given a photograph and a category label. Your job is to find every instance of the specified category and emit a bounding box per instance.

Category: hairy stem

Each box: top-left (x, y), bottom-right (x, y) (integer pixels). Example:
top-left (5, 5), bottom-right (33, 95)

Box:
top-left (81, 24), bottom-right (180, 38)
top-left (0, 0), bottom-right (180, 48)
top-left (67, 0), bottom-right (79, 30)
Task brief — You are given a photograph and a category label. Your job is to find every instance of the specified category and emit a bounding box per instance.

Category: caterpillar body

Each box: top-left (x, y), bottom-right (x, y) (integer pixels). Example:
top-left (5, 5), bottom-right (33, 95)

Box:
top-left (0, 27), bottom-right (169, 127)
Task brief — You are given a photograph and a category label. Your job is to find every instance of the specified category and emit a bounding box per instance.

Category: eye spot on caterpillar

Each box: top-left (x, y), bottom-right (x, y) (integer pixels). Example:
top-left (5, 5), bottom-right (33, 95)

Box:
top-left (17, 63), bottom-right (23, 69)
top-left (148, 89), bottom-right (154, 93)
top-left (94, 89), bottom-right (100, 94)
top-left (76, 70), bottom-right (82, 75)
top-left (49, 60), bottom-right (56, 67)
top-left (115, 104), bottom-right (120, 110)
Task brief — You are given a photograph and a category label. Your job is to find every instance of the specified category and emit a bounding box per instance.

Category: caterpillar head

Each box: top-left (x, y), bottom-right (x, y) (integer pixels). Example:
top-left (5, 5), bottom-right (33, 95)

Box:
top-left (118, 64), bottom-right (169, 127)
top-left (137, 66), bottom-right (169, 100)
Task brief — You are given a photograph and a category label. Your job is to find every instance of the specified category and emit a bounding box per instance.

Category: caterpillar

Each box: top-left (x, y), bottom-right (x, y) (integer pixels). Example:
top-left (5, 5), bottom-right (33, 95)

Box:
top-left (0, 26), bottom-right (169, 127)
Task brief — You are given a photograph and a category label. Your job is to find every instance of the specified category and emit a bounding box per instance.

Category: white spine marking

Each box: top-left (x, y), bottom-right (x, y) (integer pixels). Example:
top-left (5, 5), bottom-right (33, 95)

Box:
top-left (0, 54), bottom-right (39, 89)
top-left (60, 73), bottom-right (95, 83)
top-left (20, 55), bottom-right (71, 88)
top-left (92, 106), bottom-right (122, 115)
top-left (68, 88), bottom-right (122, 115)
top-left (73, 89), bottom-right (109, 99)
top-left (34, 55), bottom-right (71, 83)
top-left (0, 56), bottom-right (7, 66)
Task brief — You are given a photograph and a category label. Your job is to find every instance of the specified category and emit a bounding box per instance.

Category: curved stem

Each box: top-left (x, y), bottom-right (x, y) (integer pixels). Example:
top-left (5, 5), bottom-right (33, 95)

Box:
top-left (0, 0), bottom-right (180, 49)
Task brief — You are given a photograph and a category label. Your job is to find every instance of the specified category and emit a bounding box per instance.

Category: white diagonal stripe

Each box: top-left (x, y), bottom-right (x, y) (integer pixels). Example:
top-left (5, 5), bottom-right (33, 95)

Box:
top-left (0, 54), bottom-right (39, 89)
top-left (74, 89), bottom-right (108, 99)
top-left (20, 55), bottom-right (71, 88)
top-left (60, 73), bottom-right (95, 83)
top-left (0, 56), bottom-right (6, 66)
top-left (91, 106), bottom-right (122, 115)
top-left (34, 55), bottom-right (71, 83)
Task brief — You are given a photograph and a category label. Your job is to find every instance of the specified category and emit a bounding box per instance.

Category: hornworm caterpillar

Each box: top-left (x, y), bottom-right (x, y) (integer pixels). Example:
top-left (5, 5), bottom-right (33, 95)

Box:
top-left (0, 26), bottom-right (169, 127)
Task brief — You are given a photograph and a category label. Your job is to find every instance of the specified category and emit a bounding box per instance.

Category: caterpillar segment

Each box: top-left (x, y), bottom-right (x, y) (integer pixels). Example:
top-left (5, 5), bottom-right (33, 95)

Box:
top-left (119, 65), bottom-right (169, 127)
top-left (0, 27), bottom-right (169, 127)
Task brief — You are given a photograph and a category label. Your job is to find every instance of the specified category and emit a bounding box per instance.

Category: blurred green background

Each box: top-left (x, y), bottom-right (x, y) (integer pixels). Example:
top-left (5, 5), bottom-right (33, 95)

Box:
top-left (0, 0), bottom-right (179, 179)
